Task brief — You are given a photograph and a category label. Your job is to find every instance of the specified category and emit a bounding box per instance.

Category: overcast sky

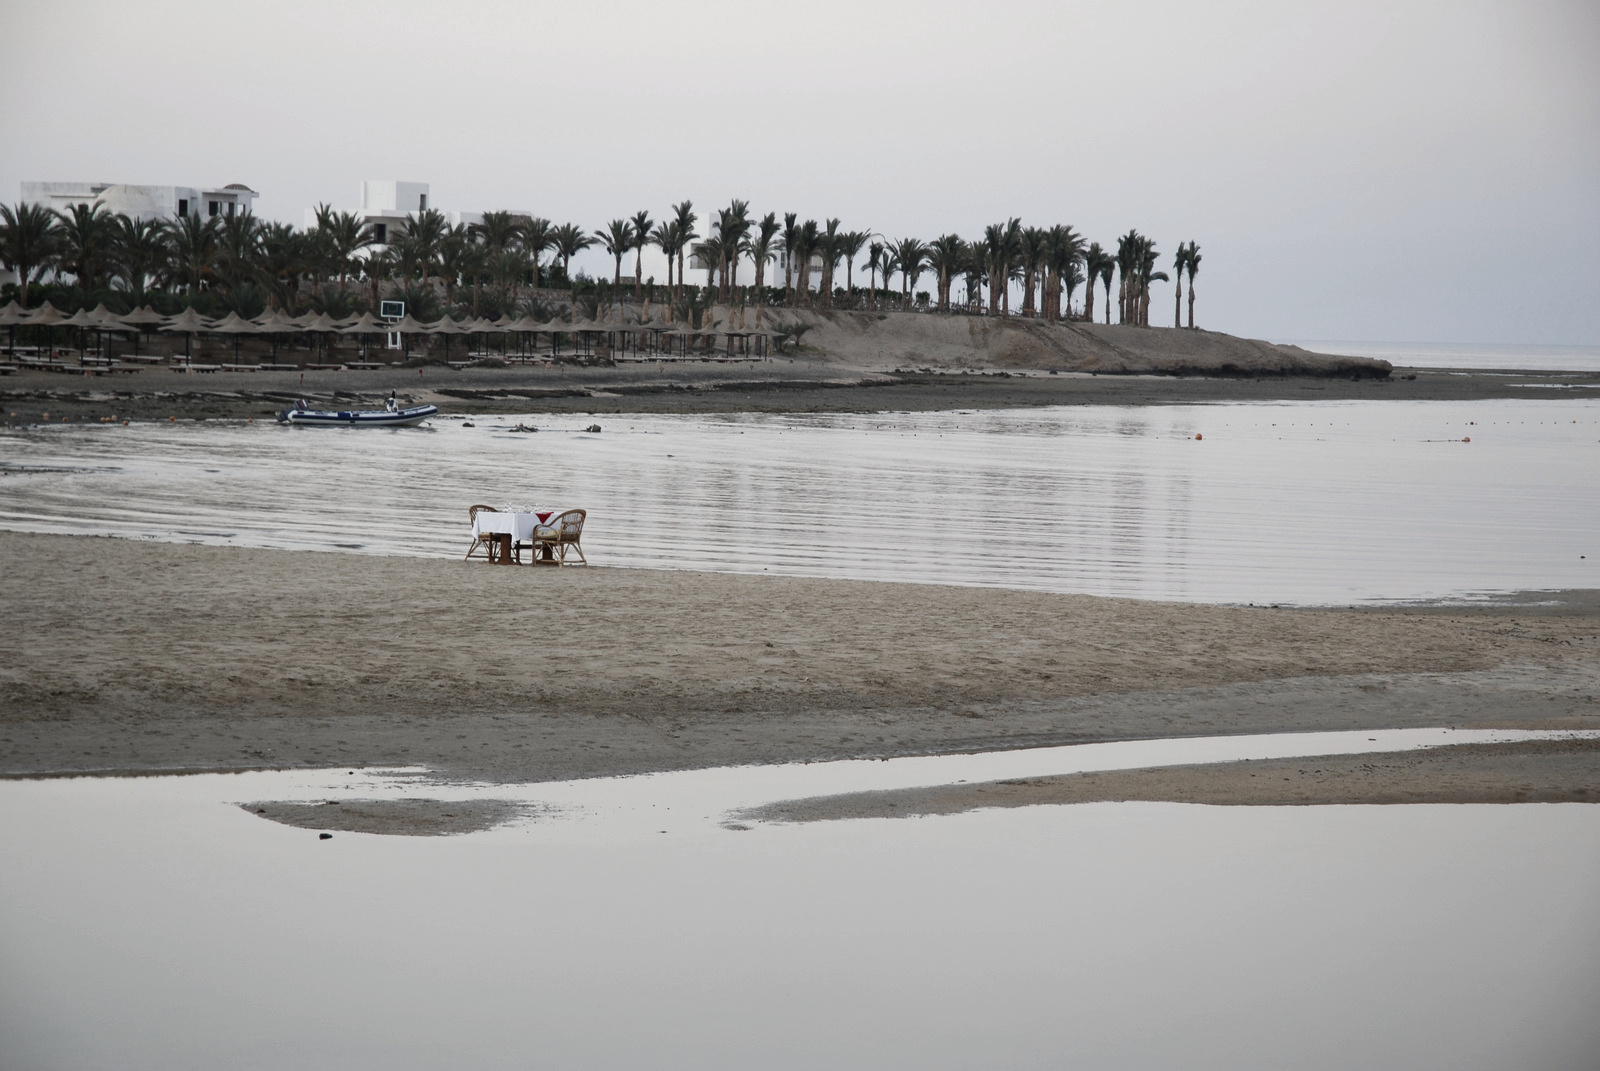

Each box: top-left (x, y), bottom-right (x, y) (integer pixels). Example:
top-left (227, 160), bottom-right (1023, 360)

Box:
top-left (4, 0), bottom-right (1596, 344)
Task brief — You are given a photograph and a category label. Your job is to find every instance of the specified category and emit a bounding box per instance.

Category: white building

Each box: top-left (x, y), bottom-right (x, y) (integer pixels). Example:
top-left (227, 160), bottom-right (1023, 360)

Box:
top-left (304, 181), bottom-right (485, 245)
top-left (20, 181), bottom-right (258, 222)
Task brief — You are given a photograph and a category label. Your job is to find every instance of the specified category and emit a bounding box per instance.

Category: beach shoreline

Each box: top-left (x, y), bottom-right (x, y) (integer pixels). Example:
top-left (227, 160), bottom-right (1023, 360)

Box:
top-left (3, 532), bottom-right (1596, 802)
top-left (4, 363), bottom-right (1597, 424)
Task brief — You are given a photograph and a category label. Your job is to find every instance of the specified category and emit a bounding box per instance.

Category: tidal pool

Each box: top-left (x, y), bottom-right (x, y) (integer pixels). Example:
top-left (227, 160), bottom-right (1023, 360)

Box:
top-left (2, 729), bottom-right (1598, 1070)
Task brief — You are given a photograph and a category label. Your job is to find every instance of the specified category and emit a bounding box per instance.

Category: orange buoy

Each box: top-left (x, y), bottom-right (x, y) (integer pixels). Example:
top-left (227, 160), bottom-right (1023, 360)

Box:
top-left (1462, 436), bottom-right (1470, 443)
top-left (1194, 433), bottom-right (1203, 440)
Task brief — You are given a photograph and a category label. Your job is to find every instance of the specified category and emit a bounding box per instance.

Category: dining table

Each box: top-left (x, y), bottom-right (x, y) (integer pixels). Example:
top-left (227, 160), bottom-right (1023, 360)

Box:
top-left (471, 508), bottom-right (560, 564)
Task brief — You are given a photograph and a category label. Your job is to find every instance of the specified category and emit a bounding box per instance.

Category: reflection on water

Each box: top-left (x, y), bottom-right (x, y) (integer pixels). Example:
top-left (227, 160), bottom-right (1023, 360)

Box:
top-left (0, 398), bottom-right (1595, 604)
top-left (2, 732), bottom-right (1598, 1071)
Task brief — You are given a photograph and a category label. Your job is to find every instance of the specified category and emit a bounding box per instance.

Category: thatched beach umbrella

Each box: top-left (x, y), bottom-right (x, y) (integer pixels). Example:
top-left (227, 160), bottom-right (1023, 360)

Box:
top-left (337, 311), bottom-right (387, 334)
top-left (253, 308), bottom-right (302, 331)
top-left (23, 301), bottom-right (67, 326)
top-left (424, 315), bottom-right (472, 359)
top-left (115, 305), bottom-right (167, 356)
top-left (386, 313), bottom-right (435, 358)
top-left (85, 304), bottom-right (124, 358)
top-left (498, 314), bottom-right (544, 356)
top-left (58, 307), bottom-right (103, 360)
top-left (25, 302), bottom-right (69, 357)
top-left (0, 300), bottom-right (26, 353)
top-left (159, 306), bottom-right (215, 363)
top-left (336, 311), bottom-right (389, 359)
top-left (211, 311), bottom-right (262, 363)
top-left (299, 312), bottom-right (342, 363)
top-left (251, 307), bottom-right (301, 362)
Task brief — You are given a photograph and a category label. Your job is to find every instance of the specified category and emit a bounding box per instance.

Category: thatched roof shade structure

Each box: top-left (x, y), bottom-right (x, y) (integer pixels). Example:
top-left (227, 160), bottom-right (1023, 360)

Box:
top-left (252, 308), bottom-right (301, 331)
top-left (23, 302), bottom-right (68, 326)
top-left (117, 305), bottom-right (167, 327)
top-left (211, 311), bottom-right (262, 334)
top-left (160, 307), bottom-right (214, 332)
top-left (337, 312), bottom-right (389, 335)
top-left (388, 314), bottom-right (434, 334)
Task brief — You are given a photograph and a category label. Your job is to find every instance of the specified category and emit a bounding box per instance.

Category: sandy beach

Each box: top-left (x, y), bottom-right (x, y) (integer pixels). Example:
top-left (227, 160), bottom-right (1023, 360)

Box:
top-left (3, 532), bottom-right (1595, 801)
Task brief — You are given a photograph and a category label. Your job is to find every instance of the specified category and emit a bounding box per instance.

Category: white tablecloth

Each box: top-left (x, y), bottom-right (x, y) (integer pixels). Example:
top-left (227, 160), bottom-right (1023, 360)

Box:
top-left (472, 509), bottom-right (559, 543)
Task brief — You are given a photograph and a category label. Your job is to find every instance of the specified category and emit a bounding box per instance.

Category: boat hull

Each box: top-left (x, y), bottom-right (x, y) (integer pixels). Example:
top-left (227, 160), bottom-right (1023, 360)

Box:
top-left (277, 404), bottom-right (438, 427)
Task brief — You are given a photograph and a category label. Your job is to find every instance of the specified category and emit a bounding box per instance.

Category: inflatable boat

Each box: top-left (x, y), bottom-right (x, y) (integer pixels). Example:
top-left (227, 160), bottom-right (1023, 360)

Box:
top-left (277, 396), bottom-right (437, 427)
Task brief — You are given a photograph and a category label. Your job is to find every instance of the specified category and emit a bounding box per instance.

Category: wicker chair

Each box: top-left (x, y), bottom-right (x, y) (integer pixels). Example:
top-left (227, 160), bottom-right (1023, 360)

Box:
top-left (465, 504), bottom-right (499, 561)
top-left (531, 509), bottom-right (586, 565)
top-left (553, 509), bottom-right (587, 564)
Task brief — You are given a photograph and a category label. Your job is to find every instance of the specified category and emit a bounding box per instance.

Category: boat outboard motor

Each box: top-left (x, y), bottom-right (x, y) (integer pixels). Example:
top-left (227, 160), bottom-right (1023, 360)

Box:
top-left (386, 391), bottom-right (398, 413)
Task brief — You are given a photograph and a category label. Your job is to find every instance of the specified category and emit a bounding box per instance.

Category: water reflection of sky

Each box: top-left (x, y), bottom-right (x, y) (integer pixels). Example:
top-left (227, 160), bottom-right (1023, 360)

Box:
top-left (0, 398), bottom-right (1594, 604)
top-left (3, 733), bottom-right (1598, 1071)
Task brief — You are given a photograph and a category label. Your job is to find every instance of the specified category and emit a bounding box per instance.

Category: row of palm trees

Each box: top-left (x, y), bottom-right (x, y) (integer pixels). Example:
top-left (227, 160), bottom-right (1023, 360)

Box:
top-left (1, 198), bottom-right (1203, 327)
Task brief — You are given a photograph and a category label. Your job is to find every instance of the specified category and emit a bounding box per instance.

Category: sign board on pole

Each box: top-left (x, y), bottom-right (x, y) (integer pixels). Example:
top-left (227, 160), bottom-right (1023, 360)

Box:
top-left (380, 300), bottom-right (405, 349)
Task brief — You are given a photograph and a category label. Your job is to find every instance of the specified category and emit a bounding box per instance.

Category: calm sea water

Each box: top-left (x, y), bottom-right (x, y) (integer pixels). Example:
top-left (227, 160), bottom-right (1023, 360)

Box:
top-left (3, 730), bottom-right (1598, 1071)
top-left (1288, 340), bottom-right (1600, 372)
top-left (1, 398), bottom-right (1594, 604)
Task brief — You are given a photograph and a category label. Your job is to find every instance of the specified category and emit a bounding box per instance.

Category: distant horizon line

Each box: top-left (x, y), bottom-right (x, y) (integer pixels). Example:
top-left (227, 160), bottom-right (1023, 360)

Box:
top-left (1280, 338), bottom-right (1600, 351)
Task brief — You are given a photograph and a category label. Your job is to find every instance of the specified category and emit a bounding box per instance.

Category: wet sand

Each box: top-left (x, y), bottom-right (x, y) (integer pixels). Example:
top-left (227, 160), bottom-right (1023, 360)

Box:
top-left (3, 532), bottom-right (1596, 796)
top-left (736, 738), bottom-right (1600, 823)
top-left (244, 798), bottom-right (535, 837)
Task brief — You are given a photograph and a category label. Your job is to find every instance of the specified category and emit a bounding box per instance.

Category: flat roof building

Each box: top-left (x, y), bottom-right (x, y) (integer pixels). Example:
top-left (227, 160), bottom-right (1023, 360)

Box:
top-left (305, 181), bottom-right (488, 245)
top-left (20, 181), bottom-right (258, 222)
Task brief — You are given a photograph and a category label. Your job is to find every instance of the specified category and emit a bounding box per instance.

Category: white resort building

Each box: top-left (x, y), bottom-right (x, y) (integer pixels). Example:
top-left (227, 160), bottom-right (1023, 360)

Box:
top-left (305, 181), bottom-right (485, 246)
top-left (19, 181), bottom-right (258, 222)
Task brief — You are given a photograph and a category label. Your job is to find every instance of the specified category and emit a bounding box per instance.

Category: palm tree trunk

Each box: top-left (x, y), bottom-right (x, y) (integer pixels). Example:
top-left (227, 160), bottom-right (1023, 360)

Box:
top-left (1187, 282), bottom-right (1196, 329)
top-left (1174, 273), bottom-right (1182, 328)
top-left (1083, 278), bottom-right (1094, 323)
top-left (753, 259), bottom-right (765, 326)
